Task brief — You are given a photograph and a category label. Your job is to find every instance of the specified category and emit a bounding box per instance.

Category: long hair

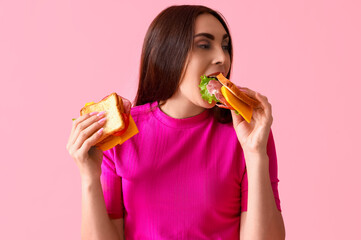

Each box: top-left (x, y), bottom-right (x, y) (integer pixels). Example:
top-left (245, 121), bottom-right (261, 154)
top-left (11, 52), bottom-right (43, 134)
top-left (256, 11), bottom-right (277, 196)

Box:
top-left (134, 5), bottom-right (233, 123)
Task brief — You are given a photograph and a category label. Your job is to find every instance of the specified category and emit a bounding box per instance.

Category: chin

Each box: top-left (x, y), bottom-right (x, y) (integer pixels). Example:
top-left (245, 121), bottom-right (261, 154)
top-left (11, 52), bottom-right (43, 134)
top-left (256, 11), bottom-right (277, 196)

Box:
top-left (200, 100), bottom-right (217, 109)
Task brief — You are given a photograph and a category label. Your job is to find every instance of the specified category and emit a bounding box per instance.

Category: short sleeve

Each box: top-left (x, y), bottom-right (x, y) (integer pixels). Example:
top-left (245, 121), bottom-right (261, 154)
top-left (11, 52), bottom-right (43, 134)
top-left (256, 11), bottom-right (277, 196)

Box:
top-left (100, 148), bottom-right (124, 219)
top-left (240, 128), bottom-right (282, 212)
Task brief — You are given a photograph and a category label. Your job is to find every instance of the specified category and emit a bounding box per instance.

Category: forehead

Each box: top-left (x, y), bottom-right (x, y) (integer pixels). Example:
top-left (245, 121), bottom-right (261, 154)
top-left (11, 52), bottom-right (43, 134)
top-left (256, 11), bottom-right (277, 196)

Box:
top-left (194, 13), bottom-right (227, 35)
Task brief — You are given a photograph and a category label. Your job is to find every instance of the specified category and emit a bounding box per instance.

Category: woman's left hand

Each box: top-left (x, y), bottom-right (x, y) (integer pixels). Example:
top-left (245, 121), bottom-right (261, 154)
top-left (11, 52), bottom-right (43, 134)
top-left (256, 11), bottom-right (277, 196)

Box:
top-left (231, 87), bottom-right (273, 155)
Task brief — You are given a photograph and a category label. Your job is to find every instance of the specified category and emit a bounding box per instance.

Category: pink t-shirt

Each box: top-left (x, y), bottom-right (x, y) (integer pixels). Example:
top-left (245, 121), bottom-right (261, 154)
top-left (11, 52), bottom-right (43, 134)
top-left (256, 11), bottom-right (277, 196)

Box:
top-left (100, 101), bottom-right (281, 239)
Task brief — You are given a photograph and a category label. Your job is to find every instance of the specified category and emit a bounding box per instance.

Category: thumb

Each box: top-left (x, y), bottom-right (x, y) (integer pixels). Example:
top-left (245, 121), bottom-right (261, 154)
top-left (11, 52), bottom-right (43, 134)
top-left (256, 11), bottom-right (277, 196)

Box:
top-left (231, 109), bottom-right (245, 127)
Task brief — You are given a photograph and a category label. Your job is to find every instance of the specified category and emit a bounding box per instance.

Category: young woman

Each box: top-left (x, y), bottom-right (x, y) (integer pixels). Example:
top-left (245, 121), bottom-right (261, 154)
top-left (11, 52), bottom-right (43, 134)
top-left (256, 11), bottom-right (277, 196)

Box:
top-left (67, 5), bottom-right (285, 240)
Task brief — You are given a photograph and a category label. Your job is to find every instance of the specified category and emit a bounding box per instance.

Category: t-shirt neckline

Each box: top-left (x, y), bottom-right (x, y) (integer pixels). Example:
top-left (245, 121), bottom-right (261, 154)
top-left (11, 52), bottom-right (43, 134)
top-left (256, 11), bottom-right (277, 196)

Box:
top-left (150, 101), bottom-right (210, 129)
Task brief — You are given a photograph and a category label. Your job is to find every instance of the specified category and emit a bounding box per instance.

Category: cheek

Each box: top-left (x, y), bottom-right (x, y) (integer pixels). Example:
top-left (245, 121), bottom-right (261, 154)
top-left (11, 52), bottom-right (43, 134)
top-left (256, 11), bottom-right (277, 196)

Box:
top-left (226, 55), bottom-right (231, 72)
top-left (186, 55), bottom-right (206, 74)
top-left (179, 56), bottom-right (209, 96)
top-left (181, 66), bottom-right (202, 91)
top-left (180, 78), bottom-right (199, 96)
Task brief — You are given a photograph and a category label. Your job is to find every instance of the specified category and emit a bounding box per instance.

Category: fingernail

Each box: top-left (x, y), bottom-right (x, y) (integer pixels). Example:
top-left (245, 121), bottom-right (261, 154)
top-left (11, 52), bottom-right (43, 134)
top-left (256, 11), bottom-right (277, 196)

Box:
top-left (97, 111), bottom-right (106, 117)
top-left (97, 128), bottom-right (103, 134)
top-left (90, 112), bottom-right (98, 116)
top-left (98, 117), bottom-right (106, 124)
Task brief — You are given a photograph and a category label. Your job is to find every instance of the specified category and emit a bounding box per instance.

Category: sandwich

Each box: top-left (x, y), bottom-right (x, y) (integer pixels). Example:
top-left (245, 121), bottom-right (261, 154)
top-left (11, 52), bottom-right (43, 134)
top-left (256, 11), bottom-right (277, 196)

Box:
top-left (80, 93), bottom-right (139, 151)
top-left (199, 73), bottom-right (260, 123)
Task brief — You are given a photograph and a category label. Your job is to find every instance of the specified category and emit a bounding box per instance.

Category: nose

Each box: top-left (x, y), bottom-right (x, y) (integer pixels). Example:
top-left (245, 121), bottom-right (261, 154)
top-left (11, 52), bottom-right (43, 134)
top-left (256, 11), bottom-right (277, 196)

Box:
top-left (212, 46), bottom-right (227, 65)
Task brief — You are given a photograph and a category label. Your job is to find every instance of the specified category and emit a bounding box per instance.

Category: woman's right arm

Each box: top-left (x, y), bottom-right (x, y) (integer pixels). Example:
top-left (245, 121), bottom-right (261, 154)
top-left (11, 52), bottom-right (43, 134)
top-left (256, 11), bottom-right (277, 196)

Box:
top-left (66, 112), bottom-right (124, 240)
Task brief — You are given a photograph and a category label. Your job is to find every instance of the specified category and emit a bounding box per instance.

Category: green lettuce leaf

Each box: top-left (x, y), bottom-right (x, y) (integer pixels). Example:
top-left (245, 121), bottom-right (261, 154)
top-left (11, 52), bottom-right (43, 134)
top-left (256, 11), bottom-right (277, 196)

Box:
top-left (198, 75), bottom-right (240, 115)
top-left (198, 75), bottom-right (220, 104)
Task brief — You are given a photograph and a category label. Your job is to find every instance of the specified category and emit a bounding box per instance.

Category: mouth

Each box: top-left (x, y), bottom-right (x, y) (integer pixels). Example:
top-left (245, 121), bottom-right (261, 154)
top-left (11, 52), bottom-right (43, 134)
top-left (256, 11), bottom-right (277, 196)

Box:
top-left (206, 72), bottom-right (224, 78)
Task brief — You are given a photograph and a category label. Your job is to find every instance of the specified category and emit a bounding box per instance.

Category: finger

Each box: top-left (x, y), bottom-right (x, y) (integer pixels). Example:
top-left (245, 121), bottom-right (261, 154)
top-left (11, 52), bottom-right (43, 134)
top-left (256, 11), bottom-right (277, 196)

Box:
top-left (68, 112), bottom-right (99, 147)
top-left (72, 117), bottom-right (107, 151)
top-left (252, 93), bottom-right (273, 126)
top-left (237, 86), bottom-right (262, 107)
top-left (234, 86), bottom-right (271, 120)
top-left (231, 109), bottom-right (246, 127)
top-left (251, 108), bottom-right (263, 124)
top-left (78, 127), bottom-right (105, 155)
top-left (68, 115), bottom-right (93, 149)
top-left (237, 87), bottom-right (256, 98)
top-left (255, 92), bottom-right (272, 117)
top-left (71, 112), bottom-right (107, 145)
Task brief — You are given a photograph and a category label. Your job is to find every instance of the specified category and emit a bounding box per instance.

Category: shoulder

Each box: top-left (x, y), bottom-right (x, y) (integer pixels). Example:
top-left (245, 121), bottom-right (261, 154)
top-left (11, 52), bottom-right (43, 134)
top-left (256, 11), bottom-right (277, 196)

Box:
top-left (130, 102), bottom-right (152, 116)
top-left (127, 101), bottom-right (163, 134)
top-left (130, 102), bottom-right (157, 122)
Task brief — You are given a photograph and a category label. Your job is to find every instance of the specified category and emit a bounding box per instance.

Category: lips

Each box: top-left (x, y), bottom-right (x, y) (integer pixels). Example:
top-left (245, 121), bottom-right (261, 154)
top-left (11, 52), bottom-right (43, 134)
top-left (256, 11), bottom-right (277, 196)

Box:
top-left (206, 72), bottom-right (224, 78)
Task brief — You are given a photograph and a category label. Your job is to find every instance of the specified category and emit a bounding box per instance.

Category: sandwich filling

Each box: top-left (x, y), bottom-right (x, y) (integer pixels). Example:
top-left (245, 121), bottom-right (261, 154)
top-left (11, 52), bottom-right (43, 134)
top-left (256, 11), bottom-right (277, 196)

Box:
top-left (199, 75), bottom-right (235, 110)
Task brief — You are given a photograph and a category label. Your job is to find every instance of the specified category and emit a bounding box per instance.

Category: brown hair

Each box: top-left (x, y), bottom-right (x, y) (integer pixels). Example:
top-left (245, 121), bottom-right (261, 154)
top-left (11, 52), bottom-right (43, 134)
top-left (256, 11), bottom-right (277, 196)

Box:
top-left (134, 5), bottom-right (233, 123)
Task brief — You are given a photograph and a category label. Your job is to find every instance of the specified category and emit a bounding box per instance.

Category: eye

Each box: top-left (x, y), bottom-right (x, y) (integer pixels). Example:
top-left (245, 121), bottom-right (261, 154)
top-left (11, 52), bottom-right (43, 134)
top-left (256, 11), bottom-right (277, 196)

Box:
top-left (198, 44), bottom-right (210, 49)
top-left (222, 45), bottom-right (230, 51)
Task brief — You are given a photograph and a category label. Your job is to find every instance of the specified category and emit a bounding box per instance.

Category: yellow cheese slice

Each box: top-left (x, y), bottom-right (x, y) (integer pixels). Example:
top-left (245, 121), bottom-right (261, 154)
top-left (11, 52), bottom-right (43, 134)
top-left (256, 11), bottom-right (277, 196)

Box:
top-left (221, 86), bottom-right (253, 123)
top-left (84, 102), bottom-right (95, 107)
top-left (97, 114), bottom-right (139, 151)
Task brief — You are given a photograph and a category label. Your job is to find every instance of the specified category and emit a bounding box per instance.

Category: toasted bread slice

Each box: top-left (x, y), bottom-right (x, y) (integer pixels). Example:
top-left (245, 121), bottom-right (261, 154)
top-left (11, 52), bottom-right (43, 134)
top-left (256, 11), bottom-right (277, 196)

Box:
top-left (216, 73), bottom-right (260, 108)
top-left (80, 93), bottom-right (125, 144)
top-left (93, 114), bottom-right (139, 151)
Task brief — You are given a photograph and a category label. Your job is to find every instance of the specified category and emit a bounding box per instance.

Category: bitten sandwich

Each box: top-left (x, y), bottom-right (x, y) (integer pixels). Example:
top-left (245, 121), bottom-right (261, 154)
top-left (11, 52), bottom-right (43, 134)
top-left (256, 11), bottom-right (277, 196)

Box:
top-left (80, 93), bottom-right (139, 151)
top-left (199, 73), bottom-right (260, 123)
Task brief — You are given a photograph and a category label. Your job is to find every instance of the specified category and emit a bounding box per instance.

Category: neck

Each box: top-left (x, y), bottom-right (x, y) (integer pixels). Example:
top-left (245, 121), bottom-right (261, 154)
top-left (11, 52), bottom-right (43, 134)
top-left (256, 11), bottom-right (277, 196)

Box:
top-left (159, 93), bottom-right (205, 119)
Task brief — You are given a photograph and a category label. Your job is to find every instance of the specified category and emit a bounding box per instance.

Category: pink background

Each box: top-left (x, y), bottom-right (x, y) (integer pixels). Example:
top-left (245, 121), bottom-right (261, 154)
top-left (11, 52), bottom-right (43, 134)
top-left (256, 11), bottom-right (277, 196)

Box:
top-left (1, 0), bottom-right (360, 239)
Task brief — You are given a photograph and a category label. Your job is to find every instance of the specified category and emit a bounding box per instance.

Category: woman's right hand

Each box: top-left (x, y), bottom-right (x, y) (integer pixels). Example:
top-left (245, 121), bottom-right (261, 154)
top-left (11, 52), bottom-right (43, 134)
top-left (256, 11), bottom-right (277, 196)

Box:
top-left (66, 111), bottom-right (107, 182)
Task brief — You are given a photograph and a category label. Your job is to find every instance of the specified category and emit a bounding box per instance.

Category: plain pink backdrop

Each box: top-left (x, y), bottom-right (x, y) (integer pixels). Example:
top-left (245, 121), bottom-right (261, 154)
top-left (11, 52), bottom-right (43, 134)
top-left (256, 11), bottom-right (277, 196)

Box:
top-left (1, 0), bottom-right (360, 239)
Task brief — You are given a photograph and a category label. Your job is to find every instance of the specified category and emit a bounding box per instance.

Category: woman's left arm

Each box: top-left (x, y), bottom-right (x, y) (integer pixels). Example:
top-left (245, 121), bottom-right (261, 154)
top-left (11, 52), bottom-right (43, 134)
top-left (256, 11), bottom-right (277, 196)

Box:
top-left (239, 152), bottom-right (285, 240)
top-left (231, 88), bottom-right (285, 240)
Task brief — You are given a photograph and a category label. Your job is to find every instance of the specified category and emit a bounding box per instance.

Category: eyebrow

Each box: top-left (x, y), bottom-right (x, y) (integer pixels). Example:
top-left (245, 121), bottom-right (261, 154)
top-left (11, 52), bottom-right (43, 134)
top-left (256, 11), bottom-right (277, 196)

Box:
top-left (194, 33), bottom-right (229, 40)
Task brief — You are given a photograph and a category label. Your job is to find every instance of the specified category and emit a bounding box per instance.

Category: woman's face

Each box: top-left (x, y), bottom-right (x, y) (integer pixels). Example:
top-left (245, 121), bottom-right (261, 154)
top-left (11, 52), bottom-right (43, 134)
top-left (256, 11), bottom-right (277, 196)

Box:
top-left (178, 13), bottom-right (231, 109)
